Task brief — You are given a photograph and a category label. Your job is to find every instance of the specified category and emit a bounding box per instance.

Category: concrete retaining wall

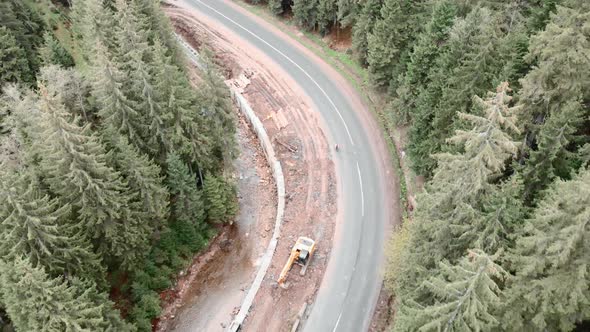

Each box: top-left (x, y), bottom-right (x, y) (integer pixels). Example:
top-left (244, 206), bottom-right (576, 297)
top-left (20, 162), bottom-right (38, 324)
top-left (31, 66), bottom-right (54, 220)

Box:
top-left (227, 89), bottom-right (285, 332)
top-left (174, 33), bottom-right (286, 332)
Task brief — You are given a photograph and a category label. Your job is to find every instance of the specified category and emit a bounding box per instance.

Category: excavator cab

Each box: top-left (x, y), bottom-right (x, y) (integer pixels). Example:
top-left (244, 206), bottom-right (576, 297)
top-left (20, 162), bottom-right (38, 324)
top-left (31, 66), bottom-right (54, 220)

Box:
top-left (278, 236), bottom-right (316, 287)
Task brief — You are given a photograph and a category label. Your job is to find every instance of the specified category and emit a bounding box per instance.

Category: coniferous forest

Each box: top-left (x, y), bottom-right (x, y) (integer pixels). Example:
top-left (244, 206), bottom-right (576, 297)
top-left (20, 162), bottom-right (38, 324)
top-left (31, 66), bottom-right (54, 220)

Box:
top-left (252, 0), bottom-right (590, 331)
top-left (0, 0), bottom-right (237, 331)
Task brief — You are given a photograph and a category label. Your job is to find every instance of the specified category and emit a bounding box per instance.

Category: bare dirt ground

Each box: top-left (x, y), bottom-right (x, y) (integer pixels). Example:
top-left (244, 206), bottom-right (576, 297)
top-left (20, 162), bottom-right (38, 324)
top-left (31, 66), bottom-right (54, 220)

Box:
top-left (163, 3), bottom-right (338, 331)
top-left (157, 109), bottom-right (277, 332)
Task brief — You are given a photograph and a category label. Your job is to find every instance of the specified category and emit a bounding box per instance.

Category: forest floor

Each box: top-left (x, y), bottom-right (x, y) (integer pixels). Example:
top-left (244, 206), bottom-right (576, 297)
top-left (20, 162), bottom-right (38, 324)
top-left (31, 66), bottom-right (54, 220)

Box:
top-left (162, 3), bottom-right (338, 331)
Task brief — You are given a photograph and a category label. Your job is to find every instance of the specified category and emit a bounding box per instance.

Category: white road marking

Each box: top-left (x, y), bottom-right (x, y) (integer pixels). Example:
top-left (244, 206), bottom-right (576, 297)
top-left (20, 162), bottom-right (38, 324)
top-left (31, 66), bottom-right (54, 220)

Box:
top-left (194, 0), bottom-right (355, 146)
top-left (332, 311), bottom-right (343, 332)
top-left (357, 162), bottom-right (365, 217)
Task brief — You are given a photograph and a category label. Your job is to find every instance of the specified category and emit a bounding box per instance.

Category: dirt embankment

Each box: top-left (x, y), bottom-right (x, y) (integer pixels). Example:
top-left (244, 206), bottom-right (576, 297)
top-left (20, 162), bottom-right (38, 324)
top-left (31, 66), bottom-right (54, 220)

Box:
top-left (162, 3), bottom-right (338, 331)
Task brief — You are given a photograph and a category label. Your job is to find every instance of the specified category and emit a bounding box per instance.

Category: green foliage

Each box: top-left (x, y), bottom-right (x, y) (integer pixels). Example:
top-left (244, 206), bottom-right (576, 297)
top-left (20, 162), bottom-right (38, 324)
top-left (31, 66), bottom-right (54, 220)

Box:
top-left (39, 31), bottom-right (75, 68)
top-left (0, 256), bottom-right (134, 332)
top-left (0, 170), bottom-right (104, 283)
top-left (0, 27), bottom-right (32, 86)
top-left (204, 173), bottom-right (238, 223)
top-left (367, 0), bottom-right (427, 88)
top-left (351, 0), bottom-right (383, 65)
top-left (394, 250), bottom-right (508, 332)
top-left (166, 152), bottom-right (206, 226)
top-left (506, 169), bottom-right (590, 331)
top-left (0, 0), bottom-right (45, 84)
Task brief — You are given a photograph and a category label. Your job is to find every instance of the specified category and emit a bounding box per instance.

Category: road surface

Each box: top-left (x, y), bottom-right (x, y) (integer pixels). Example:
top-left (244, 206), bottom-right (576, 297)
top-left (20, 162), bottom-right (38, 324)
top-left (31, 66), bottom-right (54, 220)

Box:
top-left (181, 1), bottom-right (392, 331)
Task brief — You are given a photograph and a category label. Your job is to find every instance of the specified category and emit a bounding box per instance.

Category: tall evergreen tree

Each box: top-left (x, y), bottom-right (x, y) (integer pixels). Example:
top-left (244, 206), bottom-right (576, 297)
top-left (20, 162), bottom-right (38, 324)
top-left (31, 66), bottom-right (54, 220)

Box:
top-left (103, 128), bottom-right (169, 231)
top-left (506, 168), bottom-right (590, 331)
top-left (36, 84), bottom-right (149, 264)
top-left (152, 38), bottom-right (212, 168)
top-left (165, 152), bottom-right (206, 227)
top-left (0, 170), bottom-right (104, 282)
top-left (518, 4), bottom-right (590, 203)
top-left (394, 250), bottom-right (508, 332)
top-left (38, 66), bottom-right (93, 123)
top-left (367, 0), bottom-right (427, 88)
top-left (391, 0), bottom-right (458, 124)
top-left (0, 27), bottom-right (31, 86)
top-left (0, 256), bottom-right (134, 332)
top-left (39, 31), bottom-right (75, 68)
top-left (351, 0), bottom-right (383, 65)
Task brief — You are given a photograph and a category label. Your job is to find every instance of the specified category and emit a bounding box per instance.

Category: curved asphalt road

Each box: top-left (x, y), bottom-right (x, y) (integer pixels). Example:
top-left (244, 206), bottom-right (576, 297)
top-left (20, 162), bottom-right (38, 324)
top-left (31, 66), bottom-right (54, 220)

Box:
top-left (182, 1), bottom-right (389, 331)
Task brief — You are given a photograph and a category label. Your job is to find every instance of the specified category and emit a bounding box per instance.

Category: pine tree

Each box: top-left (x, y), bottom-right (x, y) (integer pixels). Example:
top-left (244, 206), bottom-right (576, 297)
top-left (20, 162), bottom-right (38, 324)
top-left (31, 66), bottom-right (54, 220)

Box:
top-left (391, 0), bottom-right (458, 124)
top-left (36, 84), bottom-right (149, 264)
top-left (351, 0), bottom-right (383, 65)
top-left (103, 129), bottom-right (169, 231)
top-left (266, 0), bottom-right (284, 15)
top-left (337, 0), bottom-right (360, 27)
top-left (38, 66), bottom-right (93, 123)
top-left (91, 40), bottom-right (145, 150)
top-left (0, 256), bottom-right (134, 332)
top-left (518, 5), bottom-right (590, 203)
top-left (317, 0), bottom-right (338, 35)
top-left (165, 152), bottom-right (206, 227)
top-left (0, 27), bottom-right (31, 86)
top-left (0, 0), bottom-right (45, 83)
top-left (293, 0), bottom-right (319, 31)
top-left (506, 168), bottom-right (590, 331)
top-left (394, 250), bottom-right (508, 332)
top-left (367, 0), bottom-right (427, 88)
top-left (0, 170), bottom-right (104, 282)
top-left (199, 49), bottom-right (237, 169)
top-left (521, 101), bottom-right (584, 204)
top-left (152, 38), bottom-right (212, 168)
top-left (39, 31), bottom-right (75, 68)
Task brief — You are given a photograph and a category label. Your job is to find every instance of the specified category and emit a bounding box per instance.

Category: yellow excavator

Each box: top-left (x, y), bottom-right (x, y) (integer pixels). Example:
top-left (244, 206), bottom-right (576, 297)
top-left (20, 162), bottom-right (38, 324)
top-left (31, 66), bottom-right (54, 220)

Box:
top-left (278, 236), bottom-right (316, 288)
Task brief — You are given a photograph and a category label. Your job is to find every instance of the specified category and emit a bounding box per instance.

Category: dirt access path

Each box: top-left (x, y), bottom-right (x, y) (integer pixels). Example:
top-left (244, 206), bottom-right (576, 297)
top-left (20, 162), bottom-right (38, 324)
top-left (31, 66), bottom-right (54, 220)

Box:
top-left (162, 2), bottom-right (338, 331)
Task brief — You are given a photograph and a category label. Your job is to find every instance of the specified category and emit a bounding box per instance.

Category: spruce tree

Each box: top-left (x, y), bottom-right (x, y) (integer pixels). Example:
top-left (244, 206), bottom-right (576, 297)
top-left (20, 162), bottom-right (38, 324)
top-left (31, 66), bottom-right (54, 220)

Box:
top-left (91, 40), bottom-right (145, 150)
top-left (199, 50), bottom-right (237, 169)
top-left (38, 66), bottom-right (93, 123)
top-left (391, 0), bottom-right (457, 124)
top-left (152, 38), bottom-right (211, 168)
top-left (268, 0), bottom-right (284, 15)
top-left (506, 168), bottom-right (590, 331)
top-left (337, 0), bottom-right (360, 27)
top-left (103, 129), bottom-right (169, 231)
top-left (518, 5), bottom-right (590, 203)
top-left (36, 84), bottom-right (149, 264)
top-left (39, 31), bottom-right (75, 68)
top-left (367, 0), bottom-right (427, 88)
top-left (0, 170), bottom-right (104, 282)
top-left (293, 0), bottom-right (319, 31)
top-left (0, 256), bottom-right (134, 332)
top-left (165, 152), bottom-right (206, 228)
top-left (204, 174), bottom-right (237, 223)
top-left (113, 0), bottom-right (166, 157)
top-left (0, 27), bottom-right (31, 86)
top-left (394, 250), bottom-right (508, 332)
top-left (521, 101), bottom-right (584, 204)
top-left (351, 0), bottom-right (383, 65)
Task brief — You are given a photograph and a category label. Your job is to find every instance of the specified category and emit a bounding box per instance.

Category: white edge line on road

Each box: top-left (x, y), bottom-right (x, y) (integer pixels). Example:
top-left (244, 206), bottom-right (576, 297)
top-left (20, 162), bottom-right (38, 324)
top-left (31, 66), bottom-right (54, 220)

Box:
top-left (356, 162), bottom-right (365, 217)
top-left (194, 0), bottom-right (355, 146)
top-left (332, 311), bottom-right (343, 332)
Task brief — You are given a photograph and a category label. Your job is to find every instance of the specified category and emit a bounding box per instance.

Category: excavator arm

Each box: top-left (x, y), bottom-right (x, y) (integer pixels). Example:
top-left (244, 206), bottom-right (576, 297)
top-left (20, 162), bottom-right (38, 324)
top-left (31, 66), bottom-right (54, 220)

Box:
top-left (278, 248), bottom-right (299, 284)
